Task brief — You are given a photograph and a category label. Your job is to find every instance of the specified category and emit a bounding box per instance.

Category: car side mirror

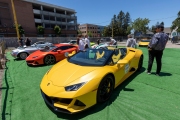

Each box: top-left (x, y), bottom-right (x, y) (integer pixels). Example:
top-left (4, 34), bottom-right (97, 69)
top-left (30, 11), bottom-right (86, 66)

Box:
top-left (117, 60), bottom-right (128, 65)
top-left (64, 52), bottom-right (69, 57)
top-left (117, 60), bottom-right (128, 68)
top-left (57, 50), bottom-right (62, 54)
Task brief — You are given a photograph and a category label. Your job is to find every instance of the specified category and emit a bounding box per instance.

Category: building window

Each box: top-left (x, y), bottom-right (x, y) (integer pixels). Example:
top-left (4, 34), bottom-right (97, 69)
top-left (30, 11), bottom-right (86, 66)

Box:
top-left (44, 15), bottom-right (49, 20)
top-left (56, 17), bottom-right (61, 22)
top-left (45, 23), bottom-right (51, 28)
top-left (50, 16), bottom-right (55, 21)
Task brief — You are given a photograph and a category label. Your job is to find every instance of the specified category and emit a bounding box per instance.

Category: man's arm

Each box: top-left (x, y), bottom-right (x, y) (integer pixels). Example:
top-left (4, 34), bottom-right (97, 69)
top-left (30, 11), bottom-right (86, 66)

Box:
top-left (148, 34), bottom-right (159, 49)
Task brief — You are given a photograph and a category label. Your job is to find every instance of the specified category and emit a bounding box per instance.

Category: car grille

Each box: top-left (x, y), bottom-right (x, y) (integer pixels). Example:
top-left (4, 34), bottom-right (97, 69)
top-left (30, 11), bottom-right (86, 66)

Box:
top-left (41, 90), bottom-right (86, 114)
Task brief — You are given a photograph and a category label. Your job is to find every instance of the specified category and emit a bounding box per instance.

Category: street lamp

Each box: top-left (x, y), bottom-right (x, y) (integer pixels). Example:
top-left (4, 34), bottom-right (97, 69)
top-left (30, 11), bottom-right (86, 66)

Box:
top-left (10, 0), bottom-right (20, 39)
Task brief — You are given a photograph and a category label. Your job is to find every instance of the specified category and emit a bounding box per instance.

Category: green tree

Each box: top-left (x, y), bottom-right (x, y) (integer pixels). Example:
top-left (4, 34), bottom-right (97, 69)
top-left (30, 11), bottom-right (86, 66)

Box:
top-left (13, 24), bottom-right (25, 36)
top-left (77, 29), bottom-right (82, 35)
top-left (123, 12), bottom-right (131, 35)
top-left (102, 26), bottom-right (111, 37)
top-left (117, 10), bottom-right (125, 36)
top-left (132, 18), bottom-right (150, 34)
top-left (87, 31), bottom-right (92, 37)
top-left (171, 11), bottom-right (180, 32)
top-left (18, 24), bottom-right (25, 35)
top-left (37, 25), bottom-right (44, 35)
top-left (54, 25), bottom-right (61, 36)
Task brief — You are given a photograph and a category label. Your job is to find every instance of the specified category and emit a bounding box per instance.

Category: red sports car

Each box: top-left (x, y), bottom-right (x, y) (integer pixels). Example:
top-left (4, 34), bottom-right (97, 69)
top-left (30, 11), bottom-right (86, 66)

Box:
top-left (26, 44), bottom-right (78, 66)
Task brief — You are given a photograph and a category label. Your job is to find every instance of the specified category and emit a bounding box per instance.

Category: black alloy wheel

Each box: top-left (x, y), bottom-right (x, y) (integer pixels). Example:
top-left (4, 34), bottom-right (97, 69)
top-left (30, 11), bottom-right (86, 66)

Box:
top-left (44, 55), bottom-right (56, 65)
top-left (19, 52), bottom-right (28, 60)
top-left (97, 75), bottom-right (114, 103)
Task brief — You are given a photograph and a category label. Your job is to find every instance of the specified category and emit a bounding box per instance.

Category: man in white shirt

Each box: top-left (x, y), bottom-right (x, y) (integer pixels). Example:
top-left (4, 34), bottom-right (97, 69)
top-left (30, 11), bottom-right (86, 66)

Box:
top-left (126, 34), bottom-right (137, 48)
top-left (78, 34), bottom-right (85, 51)
top-left (110, 37), bottom-right (117, 45)
top-left (84, 35), bottom-right (91, 48)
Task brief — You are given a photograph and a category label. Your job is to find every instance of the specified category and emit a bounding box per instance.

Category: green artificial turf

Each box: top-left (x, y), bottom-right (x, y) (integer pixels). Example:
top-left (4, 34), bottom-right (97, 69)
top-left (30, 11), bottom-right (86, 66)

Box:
top-left (1, 47), bottom-right (180, 120)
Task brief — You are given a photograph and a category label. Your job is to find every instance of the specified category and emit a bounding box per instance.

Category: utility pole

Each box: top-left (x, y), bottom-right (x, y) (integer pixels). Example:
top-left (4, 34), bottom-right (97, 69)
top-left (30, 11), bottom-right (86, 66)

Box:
top-left (112, 20), bottom-right (114, 38)
top-left (11, 0), bottom-right (20, 40)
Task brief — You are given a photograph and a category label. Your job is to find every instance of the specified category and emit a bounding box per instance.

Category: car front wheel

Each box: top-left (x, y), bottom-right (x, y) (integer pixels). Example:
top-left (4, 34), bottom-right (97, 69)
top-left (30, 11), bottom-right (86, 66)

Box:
top-left (44, 55), bottom-right (56, 65)
top-left (97, 75), bottom-right (114, 103)
top-left (19, 52), bottom-right (28, 60)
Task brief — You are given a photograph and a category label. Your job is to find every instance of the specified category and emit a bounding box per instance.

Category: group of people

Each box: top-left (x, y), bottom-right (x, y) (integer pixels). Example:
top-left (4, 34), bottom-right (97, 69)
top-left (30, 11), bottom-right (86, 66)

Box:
top-left (76, 34), bottom-right (91, 51)
top-left (125, 25), bottom-right (168, 76)
top-left (18, 37), bottom-right (32, 47)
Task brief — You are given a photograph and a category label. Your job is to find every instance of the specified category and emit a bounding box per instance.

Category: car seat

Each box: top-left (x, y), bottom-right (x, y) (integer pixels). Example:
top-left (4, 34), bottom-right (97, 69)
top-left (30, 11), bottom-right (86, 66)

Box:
top-left (96, 51), bottom-right (105, 60)
top-left (112, 49), bottom-right (121, 63)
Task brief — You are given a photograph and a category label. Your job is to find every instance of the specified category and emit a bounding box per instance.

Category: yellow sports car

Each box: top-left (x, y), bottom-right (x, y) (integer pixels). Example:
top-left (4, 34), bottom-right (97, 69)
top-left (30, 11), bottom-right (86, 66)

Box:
top-left (138, 39), bottom-right (150, 47)
top-left (40, 47), bottom-right (143, 114)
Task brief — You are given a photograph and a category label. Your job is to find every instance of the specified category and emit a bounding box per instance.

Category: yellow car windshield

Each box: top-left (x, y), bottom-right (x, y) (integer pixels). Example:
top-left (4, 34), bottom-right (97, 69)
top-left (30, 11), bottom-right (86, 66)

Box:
top-left (68, 49), bottom-right (113, 66)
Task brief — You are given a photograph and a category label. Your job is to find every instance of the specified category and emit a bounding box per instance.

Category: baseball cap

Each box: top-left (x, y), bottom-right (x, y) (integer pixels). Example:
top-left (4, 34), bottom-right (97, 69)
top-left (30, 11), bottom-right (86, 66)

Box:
top-left (155, 24), bottom-right (164, 29)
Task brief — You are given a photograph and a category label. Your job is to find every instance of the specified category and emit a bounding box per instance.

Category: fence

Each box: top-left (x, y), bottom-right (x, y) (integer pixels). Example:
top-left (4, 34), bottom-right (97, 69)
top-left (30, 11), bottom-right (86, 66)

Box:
top-left (0, 41), bottom-right (5, 69)
top-left (0, 36), bottom-right (127, 48)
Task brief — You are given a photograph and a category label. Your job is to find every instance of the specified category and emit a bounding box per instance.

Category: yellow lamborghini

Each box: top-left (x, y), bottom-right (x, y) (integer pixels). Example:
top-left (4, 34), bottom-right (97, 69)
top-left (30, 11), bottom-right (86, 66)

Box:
top-left (138, 39), bottom-right (150, 47)
top-left (40, 47), bottom-right (143, 114)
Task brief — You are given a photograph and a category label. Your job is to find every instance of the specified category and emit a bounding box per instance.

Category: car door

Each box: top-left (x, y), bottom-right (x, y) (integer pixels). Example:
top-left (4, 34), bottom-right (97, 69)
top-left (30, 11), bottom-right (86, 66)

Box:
top-left (108, 48), bottom-right (130, 86)
top-left (55, 45), bottom-right (76, 61)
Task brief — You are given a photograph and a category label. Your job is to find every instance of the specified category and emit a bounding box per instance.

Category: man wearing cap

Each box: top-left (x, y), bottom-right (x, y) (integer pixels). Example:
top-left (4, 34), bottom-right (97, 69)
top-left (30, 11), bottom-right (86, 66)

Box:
top-left (146, 24), bottom-right (169, 76)
top-left (110, 37), bottom-right (117, 45)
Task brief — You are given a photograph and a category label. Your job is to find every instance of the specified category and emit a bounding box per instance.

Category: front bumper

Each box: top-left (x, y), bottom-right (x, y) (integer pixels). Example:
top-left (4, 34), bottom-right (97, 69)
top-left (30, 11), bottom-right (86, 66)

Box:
top-left (26, 60), bottom-right (40, 66)
top-left (11, 52), bottom-right (18, 58)
top-left (41, 89), bottom-right (97, 114)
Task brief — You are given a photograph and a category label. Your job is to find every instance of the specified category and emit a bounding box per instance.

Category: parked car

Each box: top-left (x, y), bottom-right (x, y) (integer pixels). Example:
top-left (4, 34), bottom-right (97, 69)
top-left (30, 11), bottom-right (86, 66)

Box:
top-left (62, 40), bottom-right (95, 46)
top-left (26, 44), bottom-right (78, 66)
top-left (138, 39), bottom-right (150, 47)
top-left (61, 40), bottom-right (77, 45)
top-left (40, 47), bottom-right (143, 114)
top-left (11, 42), bottom-right (54, 60)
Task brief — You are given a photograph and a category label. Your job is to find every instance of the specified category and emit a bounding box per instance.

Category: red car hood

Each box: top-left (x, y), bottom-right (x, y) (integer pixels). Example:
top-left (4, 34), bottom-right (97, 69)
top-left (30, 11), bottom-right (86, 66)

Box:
top-left (26, 50), bottom-right (47, 60)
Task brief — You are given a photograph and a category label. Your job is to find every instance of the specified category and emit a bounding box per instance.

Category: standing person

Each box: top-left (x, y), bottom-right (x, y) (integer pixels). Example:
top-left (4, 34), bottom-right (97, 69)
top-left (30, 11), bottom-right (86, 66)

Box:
top-left (25, 37), bottom-right (32, 46)
top-left (84, 35), bottom-right (91, 48)
top-left (146, 24), bottom-right (169, 76)
top-left (77, 34), bottom-right (85, 51)
top-left (109, 37), bottom-right (117, 45)
top-left (18, 37), bottom-right (23, 47)
top-left (97, 39), bottom-right (100, 45)
top-left (126, 34), bottom-right (137, 48)
top-left (171, 36), bottom-right (174, 43)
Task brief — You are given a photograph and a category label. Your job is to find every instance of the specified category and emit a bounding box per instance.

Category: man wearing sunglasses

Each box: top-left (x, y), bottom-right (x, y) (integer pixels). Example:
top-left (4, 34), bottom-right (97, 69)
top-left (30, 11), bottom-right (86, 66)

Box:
top-left (146, 24), bottom-right (169, 76)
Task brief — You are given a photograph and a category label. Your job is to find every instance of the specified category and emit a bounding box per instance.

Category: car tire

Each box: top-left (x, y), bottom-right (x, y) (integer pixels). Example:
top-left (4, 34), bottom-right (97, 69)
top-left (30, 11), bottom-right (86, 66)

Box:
top-left (44, 55), bottom-right (56, 65)
top-left (19, 52), bottom-right (29, 60)
top-left (97, 75), bottom-right (114, 103)
top-left (137, 55), bottom-right (143, 71)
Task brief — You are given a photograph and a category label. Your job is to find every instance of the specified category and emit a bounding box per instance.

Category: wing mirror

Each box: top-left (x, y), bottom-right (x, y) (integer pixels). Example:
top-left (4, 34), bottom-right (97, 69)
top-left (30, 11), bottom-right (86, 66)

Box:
top-left (117, 60), bottom-right (128, 65)
top-left (64, 52), bottom-right (69, 57)
top-left (57, 50), bottom-right (62, 54)
top-left (117, 60), bottom-right (128, 68)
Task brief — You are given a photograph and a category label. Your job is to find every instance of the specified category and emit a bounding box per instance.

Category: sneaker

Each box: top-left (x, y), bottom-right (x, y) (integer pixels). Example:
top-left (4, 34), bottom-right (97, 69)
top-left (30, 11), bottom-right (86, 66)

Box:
top-left (145, 70), bottom-right (151, 75)
top-left (155, 73), bottom-right (160, 76)
top-left (147, 72), bottom-right (151, 75)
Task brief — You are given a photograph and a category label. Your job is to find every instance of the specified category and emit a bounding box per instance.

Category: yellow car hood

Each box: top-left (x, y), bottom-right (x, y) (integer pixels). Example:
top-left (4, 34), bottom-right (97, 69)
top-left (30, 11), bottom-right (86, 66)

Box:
top-left (139, 42), bottom-right (149, 45)
top-left (47, 61), bottom-right (100, 86)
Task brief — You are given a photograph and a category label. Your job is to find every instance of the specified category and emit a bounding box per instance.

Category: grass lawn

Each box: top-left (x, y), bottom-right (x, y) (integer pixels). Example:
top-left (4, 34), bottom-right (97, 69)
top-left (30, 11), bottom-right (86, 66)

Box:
top-left (1, 47), bottom-right (180, 120)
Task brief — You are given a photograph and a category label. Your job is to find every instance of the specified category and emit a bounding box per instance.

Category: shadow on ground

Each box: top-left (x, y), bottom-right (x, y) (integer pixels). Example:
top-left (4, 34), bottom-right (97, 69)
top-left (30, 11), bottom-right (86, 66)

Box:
top-left (44, 67), bottom-right (146, 119)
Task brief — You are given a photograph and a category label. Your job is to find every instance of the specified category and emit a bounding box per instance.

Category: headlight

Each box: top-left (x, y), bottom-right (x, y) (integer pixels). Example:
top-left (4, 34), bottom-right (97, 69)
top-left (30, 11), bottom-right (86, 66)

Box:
top-left (32, 56), bottom-right (39, 58)
top-left (65, 82), bottom-right (86, 91)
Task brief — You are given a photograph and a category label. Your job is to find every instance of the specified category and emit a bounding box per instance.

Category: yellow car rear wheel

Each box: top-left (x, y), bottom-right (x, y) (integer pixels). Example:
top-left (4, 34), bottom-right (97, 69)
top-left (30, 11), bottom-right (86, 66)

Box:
top-left (97, 75), bottom-right (114, 103)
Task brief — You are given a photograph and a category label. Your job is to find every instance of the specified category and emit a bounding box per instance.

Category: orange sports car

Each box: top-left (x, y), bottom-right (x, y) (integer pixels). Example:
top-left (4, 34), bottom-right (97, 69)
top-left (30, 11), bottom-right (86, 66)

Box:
top-left (26, 44), bottom-right (78, 66)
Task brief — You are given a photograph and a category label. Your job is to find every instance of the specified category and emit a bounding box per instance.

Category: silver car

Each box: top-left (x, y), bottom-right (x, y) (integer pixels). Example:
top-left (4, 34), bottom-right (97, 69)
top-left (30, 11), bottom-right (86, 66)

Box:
top-left (11, 42), bottom-right (54, 59)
